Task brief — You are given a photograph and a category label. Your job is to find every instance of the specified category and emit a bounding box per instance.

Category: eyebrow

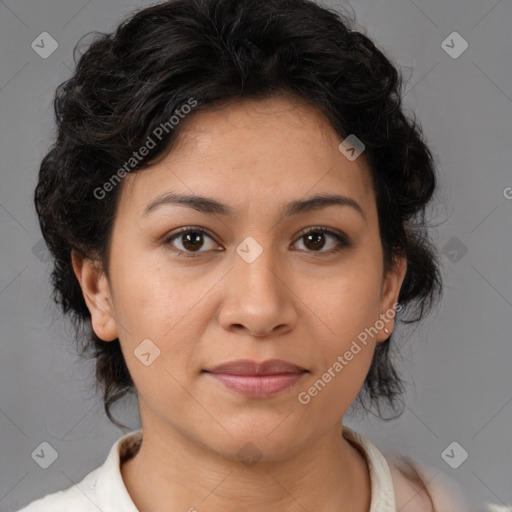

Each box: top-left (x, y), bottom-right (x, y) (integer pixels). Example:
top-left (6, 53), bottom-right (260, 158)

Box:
top-left (141, 191), bottom-right (367, 223)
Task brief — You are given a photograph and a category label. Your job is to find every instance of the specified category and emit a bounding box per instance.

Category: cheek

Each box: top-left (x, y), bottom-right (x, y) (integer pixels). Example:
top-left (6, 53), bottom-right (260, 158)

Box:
top-left (300, 330), bottom-right (376, 418)
top-left (109, 250), bottom-right (217, 385)
top-left (111, 250), bottom-right (197, 339)
top-left (301, 258), bottom-right (382, 406)
top-left (311, 259), bottom-right (383, 344)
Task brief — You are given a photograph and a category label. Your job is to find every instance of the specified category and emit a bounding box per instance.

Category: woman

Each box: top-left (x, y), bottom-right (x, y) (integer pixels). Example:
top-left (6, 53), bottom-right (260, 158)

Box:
top-left (18, 0), bottom-right (474, 510)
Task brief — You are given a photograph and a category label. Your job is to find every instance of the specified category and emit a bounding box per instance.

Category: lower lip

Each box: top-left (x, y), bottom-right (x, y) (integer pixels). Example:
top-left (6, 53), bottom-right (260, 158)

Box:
top-left (206, 372), bottom-right (306, 398)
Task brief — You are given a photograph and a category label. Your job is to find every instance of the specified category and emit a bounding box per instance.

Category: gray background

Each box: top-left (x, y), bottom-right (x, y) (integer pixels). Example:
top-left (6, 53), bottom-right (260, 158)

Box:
top-left (1, 0), bottom-right (511, 510)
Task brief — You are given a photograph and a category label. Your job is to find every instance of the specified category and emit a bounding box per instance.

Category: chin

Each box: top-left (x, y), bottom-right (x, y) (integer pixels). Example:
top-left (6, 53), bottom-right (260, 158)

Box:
top-left (202, 421), bottom-right (310, 463)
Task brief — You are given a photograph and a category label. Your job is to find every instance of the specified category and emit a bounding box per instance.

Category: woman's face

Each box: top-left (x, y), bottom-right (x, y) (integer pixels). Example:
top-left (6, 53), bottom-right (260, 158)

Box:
top-left (74, 95), bottom-right (406, 460)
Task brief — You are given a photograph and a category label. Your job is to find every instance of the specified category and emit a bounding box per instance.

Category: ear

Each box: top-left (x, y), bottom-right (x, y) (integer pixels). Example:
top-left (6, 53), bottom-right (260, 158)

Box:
top-left (71, 249), bottom-right (118, 342)
top-left (376, 255), bottom-right (407, 343)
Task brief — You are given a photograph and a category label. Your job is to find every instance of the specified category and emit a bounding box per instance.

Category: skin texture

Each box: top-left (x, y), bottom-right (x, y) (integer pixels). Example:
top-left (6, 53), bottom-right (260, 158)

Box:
top-left (72, 94), bottom-right (408, 512)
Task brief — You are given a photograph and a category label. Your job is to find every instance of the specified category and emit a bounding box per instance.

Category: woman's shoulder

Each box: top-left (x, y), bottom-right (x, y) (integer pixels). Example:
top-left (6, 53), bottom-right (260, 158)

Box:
top-left (14, 467), bottom-right (101, 512)
top-left (14, 430), bottom-right (142, 512)
top-left (15, 491), bottom-right (91, 512)
top-left (387, 455), bottom-right (472, 512)
top-left (343, 426), bottom-right (474, 511)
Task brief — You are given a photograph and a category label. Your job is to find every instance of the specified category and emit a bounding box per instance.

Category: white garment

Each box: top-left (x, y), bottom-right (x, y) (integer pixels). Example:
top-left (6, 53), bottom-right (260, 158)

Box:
top-left (14, 426), bottom-right (469, 512)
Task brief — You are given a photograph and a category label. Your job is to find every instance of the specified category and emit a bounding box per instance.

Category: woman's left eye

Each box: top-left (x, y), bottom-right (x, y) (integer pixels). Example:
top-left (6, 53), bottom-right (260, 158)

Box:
top-left (293, 227), bottom-right (350, 254)
top-left (163, 226), bottom-right (350, 258)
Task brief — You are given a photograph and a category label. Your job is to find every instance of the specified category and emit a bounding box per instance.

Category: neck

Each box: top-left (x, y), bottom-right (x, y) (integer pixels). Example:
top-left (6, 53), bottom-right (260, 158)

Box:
top-left (121, 420), bottom-right (371, 512)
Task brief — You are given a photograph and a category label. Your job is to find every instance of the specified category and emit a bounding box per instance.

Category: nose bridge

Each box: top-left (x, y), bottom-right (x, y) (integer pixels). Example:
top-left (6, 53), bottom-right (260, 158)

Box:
top-left (218, 234), bottom-right (296, 336)
top-left (233, 234), bottom-right (283, 300)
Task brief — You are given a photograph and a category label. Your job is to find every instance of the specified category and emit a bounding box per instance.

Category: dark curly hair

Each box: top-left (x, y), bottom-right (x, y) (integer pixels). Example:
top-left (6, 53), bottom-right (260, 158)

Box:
top-left (35, 0), bottom-right (442, 437)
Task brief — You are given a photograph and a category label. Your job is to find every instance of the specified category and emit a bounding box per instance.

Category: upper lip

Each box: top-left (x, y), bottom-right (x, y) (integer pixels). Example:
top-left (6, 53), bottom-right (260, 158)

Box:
top-left (204, 359), bottom-right (308, 375)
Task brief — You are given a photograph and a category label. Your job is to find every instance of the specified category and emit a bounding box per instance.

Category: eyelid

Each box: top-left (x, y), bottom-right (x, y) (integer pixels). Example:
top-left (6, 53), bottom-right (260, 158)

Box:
top-left (294, 225), bottom-right (349, 244)
top-left (162, 225), bottom-right (351, 258)
top-left (162, 226), bottom-right (219, 258)
top-left (291, 226), bottom-right (351, 255)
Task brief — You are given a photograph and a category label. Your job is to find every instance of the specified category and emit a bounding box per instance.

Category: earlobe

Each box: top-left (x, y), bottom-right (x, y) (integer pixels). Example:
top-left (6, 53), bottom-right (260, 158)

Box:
top-left (71, 250), bottom-right (118, 342)
top-left (377, 256), bottom-right (408, 343)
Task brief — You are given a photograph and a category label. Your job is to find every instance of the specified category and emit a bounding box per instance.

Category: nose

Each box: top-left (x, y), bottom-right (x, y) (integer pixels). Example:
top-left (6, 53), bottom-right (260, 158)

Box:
top-left (217, 242), bottom-right (298, 339)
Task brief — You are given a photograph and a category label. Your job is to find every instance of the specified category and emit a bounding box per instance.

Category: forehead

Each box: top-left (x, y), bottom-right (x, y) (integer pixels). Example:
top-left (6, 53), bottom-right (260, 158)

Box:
top-left (118, 95), bottom-right (376, 220)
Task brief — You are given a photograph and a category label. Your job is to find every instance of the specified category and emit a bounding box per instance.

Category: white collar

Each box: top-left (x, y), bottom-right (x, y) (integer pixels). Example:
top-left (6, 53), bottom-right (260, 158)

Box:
top-left (92, 426), bottom-right (396, 512)
top-left (343, 426), bottom-right (396, 511)
top-left (93, 429), bottom-right (142, 512)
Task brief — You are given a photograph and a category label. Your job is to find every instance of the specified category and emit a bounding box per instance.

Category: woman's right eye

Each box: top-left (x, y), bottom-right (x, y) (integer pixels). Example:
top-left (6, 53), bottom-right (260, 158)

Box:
top-left (163, 227), bottom-right (221, 258)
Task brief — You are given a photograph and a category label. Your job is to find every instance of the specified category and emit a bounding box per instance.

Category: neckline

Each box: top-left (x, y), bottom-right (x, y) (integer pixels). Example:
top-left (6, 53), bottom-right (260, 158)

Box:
top-left (111, 427), bottom-right (396, 512)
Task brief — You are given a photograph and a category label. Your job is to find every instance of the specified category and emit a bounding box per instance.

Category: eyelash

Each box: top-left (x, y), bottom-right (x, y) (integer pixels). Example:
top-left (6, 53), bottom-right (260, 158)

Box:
top-left (162, 226), bottom-right (351, 259)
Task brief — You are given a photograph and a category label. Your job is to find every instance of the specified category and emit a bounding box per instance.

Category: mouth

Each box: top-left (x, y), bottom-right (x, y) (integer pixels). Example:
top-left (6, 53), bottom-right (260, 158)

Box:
top-left (202, 359), bottom-right (309, 398)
